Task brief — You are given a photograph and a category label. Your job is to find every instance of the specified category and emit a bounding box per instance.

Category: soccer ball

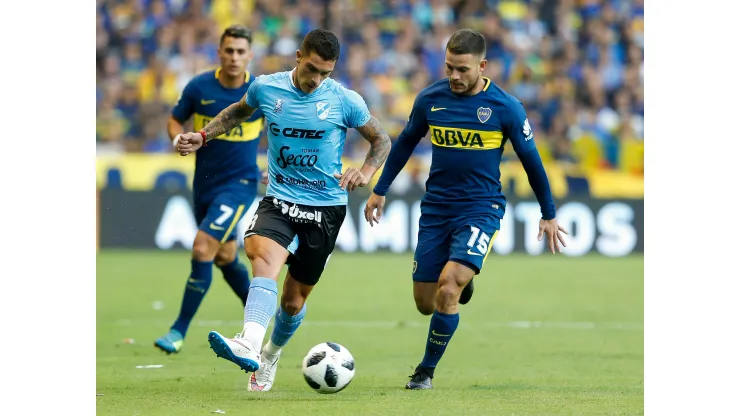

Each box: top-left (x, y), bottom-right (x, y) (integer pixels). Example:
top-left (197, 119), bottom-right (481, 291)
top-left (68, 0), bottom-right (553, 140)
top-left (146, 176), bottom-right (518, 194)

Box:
top-left (301, 342), bottom-right (355, 394)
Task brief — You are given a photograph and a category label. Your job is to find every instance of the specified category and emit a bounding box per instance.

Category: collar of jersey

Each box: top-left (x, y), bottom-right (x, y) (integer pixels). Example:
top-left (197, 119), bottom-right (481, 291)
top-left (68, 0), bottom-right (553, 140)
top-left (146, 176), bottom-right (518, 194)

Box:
top-left (214, 67), bottom-right (250, 82)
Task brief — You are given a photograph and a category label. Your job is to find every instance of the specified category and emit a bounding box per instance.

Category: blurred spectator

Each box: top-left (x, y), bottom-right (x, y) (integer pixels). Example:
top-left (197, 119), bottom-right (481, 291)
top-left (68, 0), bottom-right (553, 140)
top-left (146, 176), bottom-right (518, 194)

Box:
top-left (96, 0), bottom-right (644, 175)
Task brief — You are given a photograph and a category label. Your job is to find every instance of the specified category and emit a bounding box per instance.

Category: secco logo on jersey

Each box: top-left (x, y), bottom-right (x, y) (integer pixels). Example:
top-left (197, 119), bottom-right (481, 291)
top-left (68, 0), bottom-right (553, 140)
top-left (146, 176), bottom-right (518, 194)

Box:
top-left (272, 198), bottom-right (322, 223)
top-left (276, 146), bottom-right (319, 169)
top-left (429, 125), bottom-right (503, 150)
top-left (275, 174), bottom-right (327, 189)
top-left (269, 122), bottom-right (325, 139)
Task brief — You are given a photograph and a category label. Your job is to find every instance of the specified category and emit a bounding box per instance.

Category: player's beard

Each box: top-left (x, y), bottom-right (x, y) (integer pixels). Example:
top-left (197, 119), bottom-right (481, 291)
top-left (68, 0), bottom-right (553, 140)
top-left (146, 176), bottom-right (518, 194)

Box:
top-left (450, 73), bottom-right (481, 96)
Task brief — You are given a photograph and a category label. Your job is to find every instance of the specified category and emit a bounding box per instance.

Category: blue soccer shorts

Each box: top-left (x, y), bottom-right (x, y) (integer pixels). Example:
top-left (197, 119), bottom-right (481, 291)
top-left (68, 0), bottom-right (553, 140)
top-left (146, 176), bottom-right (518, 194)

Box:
top-left (413, 212), bottom-right (501, 283)
top-left (194, 181), bottom-right (258, 244)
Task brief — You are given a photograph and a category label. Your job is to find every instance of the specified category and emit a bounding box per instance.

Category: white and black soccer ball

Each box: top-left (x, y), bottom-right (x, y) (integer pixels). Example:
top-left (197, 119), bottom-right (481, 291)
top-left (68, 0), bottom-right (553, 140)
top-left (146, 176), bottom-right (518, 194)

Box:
top-left (301, 342), bottom-right (355, 394)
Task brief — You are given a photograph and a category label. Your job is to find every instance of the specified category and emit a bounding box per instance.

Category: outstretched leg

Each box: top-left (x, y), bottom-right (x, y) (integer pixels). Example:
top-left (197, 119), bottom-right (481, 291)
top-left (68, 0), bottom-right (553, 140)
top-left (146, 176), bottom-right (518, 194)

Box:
top-left (249, 271), bottom-right (313, 391)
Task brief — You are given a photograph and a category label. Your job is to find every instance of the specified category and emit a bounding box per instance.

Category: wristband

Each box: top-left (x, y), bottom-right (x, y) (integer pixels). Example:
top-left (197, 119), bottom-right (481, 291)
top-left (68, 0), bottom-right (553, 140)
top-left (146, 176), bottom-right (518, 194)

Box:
top-left (172, 134), bottom-right (181, 148)
top-left (199, 130), bottom-right (208, 147)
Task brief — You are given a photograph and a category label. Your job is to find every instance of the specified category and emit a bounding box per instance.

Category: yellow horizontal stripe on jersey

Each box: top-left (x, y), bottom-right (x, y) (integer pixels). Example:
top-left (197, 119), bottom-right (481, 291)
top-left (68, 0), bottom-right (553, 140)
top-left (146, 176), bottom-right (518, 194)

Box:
top-left (429, 125), bottom-right (504, 150)
top-left (193, 113), bottom-right (263, 142)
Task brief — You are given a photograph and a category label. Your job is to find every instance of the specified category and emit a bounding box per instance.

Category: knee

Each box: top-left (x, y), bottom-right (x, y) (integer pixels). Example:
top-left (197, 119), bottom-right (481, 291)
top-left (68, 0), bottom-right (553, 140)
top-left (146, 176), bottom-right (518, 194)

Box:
top-left (192, 238), bottom-right (216, 262)
top-left (280, 289), bottom-right (306, 316)
top-left (246, 244), bottom-right (276, 267)
top-left (214, 249), bottom-right (236, 267)
top-left (281, 297), bottom-right (306, 316)
top-left (245, 237), bottom-right (290, 278)
top-left (436, 275), bottom-right (462, 305)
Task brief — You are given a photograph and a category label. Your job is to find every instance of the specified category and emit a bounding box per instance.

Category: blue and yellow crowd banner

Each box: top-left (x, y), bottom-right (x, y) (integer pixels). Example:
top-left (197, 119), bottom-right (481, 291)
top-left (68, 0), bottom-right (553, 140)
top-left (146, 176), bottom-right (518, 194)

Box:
top-left (95, 154), bottom-right (644, 199)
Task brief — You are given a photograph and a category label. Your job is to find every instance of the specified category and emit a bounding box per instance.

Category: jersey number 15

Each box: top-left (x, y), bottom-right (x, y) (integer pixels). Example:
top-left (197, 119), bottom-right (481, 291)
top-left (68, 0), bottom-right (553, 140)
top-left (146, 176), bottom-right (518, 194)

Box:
top-left (467, 226), bottom-right (491, 256)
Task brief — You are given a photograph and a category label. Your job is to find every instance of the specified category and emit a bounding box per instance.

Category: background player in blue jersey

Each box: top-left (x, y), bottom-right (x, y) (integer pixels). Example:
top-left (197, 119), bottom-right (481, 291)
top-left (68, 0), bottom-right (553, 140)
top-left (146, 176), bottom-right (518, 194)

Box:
top-left (154, 25), bottom-right (264, 354)
top-left (364, 29), bottom-right (569, 390)
top-left (176, 29), bottom-right (392, 391)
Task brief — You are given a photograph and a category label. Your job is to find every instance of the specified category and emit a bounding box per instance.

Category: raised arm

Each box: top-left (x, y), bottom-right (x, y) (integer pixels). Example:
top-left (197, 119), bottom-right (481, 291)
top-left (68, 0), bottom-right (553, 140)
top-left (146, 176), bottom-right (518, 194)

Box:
top-left (202, 95), bottom-right (256, 141)
top-left (176, 95), bottom-right (257, 155)
top-left (177, 77), bottom-right (264, 155)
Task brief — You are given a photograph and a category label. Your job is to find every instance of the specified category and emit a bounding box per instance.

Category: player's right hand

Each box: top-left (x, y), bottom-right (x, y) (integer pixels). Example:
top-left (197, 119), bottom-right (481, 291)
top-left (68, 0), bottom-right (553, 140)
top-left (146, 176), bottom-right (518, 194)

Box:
top-left (364, 192), bottom-right (385, 227)
top-left (176, 132), bottom-right (204, 156)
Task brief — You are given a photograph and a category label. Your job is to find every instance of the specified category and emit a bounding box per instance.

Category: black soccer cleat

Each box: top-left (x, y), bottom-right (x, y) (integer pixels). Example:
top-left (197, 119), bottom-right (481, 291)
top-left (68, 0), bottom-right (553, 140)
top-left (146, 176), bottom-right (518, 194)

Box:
top-left (405, 365), bottom-right (434, 390)
top-left (459, 279), bottom-right (474, 305)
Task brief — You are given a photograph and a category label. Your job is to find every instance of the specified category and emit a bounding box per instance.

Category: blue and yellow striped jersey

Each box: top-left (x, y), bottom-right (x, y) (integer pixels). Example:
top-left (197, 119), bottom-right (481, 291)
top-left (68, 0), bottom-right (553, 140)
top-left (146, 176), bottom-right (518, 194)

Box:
top-left (375, 77), bottom-right (556, 219)
top-left (172, 68), bottom-right (264, 197)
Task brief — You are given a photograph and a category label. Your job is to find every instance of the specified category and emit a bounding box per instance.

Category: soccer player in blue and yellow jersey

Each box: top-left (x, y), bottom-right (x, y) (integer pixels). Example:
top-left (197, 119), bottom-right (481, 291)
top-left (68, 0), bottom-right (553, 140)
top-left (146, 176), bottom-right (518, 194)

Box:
top-left (175, 30), bottom-right (392, 391)
top-left (365, 29), bottom-right (569, 389)
top-left (154, 25), bottom-right (264, 354)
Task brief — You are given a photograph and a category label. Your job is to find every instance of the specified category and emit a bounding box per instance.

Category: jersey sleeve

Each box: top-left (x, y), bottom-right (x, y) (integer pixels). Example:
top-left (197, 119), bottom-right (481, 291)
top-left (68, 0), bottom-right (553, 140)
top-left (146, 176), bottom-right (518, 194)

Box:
top-left (245, 75), bottom-right (266, 109)
top-left (504, 100), bottom-right (537, 154)
top-left (504, 99), bottom-right (557, 220)
top-left (372, 93), bottom-right (429, 196)
top-left (171, 80), bottom-right (198, 123)
top-left (342, 88), bottom-right (372, 128)
top-left (398, 92), bottom-right (430, 140)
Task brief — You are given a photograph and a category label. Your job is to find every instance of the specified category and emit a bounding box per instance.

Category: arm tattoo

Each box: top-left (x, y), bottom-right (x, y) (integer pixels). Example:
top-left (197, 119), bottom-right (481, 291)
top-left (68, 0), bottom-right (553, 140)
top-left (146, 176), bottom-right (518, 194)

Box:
top-left (356, 116), bottom-right (391, 168)
top-left (203, 97), bottom-right (255, 140)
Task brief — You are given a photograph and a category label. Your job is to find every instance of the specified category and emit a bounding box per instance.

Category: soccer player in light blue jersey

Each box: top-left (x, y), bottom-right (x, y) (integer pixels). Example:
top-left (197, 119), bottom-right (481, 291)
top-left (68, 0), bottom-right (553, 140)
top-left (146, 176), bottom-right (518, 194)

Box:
top-left (365, 29), bottom-right (569, 389)
top-left (177, 29), bottom-right (392, 391)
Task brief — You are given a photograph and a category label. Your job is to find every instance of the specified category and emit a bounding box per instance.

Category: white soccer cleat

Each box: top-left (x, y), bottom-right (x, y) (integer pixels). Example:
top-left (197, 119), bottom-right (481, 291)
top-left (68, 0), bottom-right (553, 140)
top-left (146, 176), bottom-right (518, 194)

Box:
top-left (207, 331), bottom-right (260, 373)
top-left (248, 353), bottom-right (280, 392)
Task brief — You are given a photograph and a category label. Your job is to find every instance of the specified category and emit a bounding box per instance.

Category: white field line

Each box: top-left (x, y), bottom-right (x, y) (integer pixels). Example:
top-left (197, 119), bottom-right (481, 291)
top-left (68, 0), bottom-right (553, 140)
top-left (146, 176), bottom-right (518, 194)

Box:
top-left (114, 319), bottom-right (642, 331)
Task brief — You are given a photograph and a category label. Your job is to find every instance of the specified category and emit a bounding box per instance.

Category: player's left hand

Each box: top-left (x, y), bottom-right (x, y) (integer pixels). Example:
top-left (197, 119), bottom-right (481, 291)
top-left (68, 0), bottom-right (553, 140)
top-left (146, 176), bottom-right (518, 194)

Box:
top-left (261, 170), bottom-right (269, 185)
top-left (334, 168), bottom-right (368, 192)
top-left (364, 192), bottom-right (385, 226)
top-left (538, 218), bottom-right (568, 254)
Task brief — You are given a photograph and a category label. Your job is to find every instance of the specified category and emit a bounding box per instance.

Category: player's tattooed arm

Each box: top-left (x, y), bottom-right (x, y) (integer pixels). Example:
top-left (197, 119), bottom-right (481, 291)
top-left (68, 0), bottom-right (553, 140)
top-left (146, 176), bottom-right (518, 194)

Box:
top-left (336, 116), bottom-right (391, 192)
top-left (202, 96), bottom-right (256, 140)
top-left (356, 116), bottom-right (392, 173)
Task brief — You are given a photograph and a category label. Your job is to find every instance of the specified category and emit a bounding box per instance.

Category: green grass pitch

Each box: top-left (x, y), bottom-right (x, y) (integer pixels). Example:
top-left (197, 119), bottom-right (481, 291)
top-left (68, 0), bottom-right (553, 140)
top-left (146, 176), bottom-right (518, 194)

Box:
top-left (96, 250), bottom-right (643, 415)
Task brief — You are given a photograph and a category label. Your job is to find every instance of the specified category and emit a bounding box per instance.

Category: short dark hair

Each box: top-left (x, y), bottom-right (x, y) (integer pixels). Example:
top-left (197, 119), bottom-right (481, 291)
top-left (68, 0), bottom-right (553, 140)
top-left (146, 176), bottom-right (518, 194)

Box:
top-left (220, 25), bottom-right (252, 46)
top-left (445, 29), bottom-right (486, 59)
top-left (300, 29), bottom-right (341, 61)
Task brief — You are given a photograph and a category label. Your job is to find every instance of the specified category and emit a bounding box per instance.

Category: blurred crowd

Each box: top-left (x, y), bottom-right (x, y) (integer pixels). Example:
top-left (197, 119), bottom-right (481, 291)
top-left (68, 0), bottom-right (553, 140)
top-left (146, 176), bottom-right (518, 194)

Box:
top-left (96, 0), bottom-right (644, 174)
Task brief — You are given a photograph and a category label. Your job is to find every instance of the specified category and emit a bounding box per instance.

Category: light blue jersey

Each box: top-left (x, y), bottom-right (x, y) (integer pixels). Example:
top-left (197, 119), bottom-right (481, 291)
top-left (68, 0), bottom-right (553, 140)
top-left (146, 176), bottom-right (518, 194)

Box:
top-left (246, 70), bottom-right (371, 206)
